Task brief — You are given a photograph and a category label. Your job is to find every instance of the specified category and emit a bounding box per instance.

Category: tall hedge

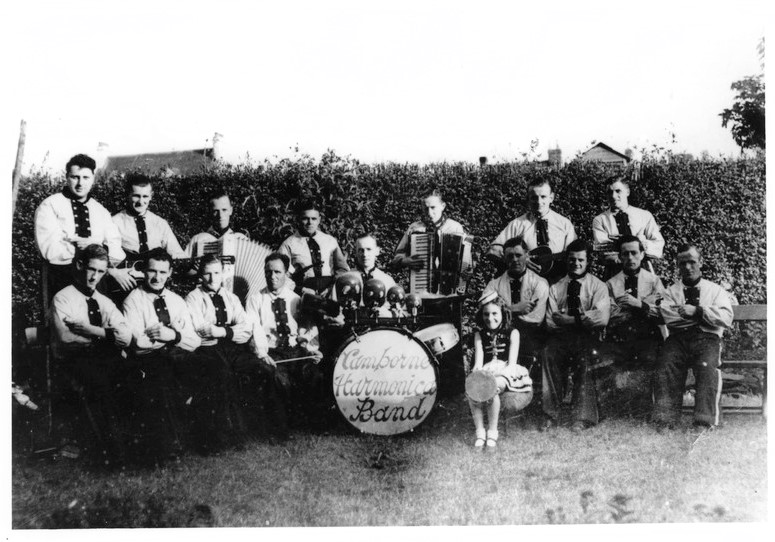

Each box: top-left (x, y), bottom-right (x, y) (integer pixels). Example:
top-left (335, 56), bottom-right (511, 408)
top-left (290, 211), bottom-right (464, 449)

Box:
top-left (12, 152), bottom-right (766, 330)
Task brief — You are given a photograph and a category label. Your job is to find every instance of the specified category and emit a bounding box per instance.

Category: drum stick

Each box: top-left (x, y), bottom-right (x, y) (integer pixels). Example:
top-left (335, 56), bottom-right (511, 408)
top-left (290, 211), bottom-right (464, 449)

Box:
top-left (274, 355), bottom-right (318, 364)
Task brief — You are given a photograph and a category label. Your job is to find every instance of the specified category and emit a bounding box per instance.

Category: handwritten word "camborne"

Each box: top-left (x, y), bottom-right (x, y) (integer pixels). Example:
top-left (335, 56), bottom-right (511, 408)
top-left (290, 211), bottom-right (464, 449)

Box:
top-left (338, 347), bottom-right (430, 371)
top-left (333, 373), bottom-right (437, 397)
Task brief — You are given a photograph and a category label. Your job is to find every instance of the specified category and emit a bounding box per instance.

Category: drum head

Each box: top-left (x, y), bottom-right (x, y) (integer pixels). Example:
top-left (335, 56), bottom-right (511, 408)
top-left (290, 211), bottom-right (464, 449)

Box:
top-left (414, 323), bottom-right (460, 355)
top-left (465, 370), bottom-right (498, 404)
top-left (332, 327), bottom-right (438, 436)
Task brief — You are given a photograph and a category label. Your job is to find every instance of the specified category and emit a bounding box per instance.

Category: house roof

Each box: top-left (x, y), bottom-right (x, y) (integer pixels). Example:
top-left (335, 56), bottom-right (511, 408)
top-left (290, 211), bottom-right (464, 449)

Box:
top-left (102, 148), bottom-right (216, 176)
top-left (581, 142), bottom-right (631, 162)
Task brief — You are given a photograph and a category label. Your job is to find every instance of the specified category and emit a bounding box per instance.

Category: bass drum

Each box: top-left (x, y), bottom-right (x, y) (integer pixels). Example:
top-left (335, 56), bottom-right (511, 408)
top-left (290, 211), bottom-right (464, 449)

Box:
top-left (332, 327), bottom-right (439, 436)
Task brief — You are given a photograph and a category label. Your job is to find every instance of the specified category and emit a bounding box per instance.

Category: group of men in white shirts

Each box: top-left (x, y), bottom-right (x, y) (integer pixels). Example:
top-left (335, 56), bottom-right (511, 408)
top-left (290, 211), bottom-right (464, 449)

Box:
top-left (34, 153), bottom-right (735, 466)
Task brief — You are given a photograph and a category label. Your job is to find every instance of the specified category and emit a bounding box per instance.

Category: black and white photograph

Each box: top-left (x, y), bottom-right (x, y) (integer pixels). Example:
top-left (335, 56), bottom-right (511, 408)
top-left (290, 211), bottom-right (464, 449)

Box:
top-left (4, 0), bottom-right (769, 536)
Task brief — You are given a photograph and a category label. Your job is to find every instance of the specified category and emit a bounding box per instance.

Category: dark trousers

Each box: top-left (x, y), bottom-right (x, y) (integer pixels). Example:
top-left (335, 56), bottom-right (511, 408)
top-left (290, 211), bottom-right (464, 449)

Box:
top-left (654, 328), bottom-right (723, 426)
top-left (124, 348), bottom-right (206, 462)
top-left (594, 337), bottom-right (661, 421)
top-left (269, 346), bottom-right (326, 428)
top-left (542, 331), bottom-right (602, 423)
top-left (54, 347), bottom-right (124, 463)
top-left (197, 342), bottom-right (288, 441)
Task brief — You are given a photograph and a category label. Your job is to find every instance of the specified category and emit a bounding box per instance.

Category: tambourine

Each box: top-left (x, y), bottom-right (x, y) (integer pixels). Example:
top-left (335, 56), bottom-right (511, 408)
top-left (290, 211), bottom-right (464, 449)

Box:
top-left (465, 370), bottom-right (498, 404)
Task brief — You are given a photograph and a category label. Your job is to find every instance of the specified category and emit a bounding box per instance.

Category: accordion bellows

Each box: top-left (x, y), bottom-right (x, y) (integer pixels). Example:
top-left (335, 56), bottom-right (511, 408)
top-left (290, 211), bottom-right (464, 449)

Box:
top-left (197, 236), bottom-right (273, 305)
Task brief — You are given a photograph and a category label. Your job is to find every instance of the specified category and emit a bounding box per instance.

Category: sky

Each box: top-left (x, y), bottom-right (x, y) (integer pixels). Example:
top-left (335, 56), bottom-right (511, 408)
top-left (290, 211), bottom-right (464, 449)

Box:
top-left (1, 0), bottom-right (769, 172)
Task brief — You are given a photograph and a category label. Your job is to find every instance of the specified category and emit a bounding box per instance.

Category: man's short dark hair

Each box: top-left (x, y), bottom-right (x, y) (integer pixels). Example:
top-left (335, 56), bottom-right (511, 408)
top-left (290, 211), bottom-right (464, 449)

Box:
top-left (199, 253), bottom-right (222, 274)
top-left (65, 154), bottom-right (96, 173)
top-left (208, 189), bottom-right (231, 204)
top-left (145, 247), bottom-right (173, 267)
top-left (295, 198), bottom-right (320, 216)
top-left (676, 243), bottom-right (701, 257)
top-left (125, 173), bottom-right (153, 192)
top-left (77, 244), bottom-right (109, 265)
top-left (566, 239), bottom-right (590, 258)
top-left (503, 236), bottom-right (529, 252)
top-left (422, 187), bottom-right (445, 201)
top-left (527, 178), bottom-right (553, 194)
top-left (617, 234), bottom-right (644, 253)
top-left (265, 252), bottom-right (290, 271)
top-left (607, 175), bottom-right (630, 189)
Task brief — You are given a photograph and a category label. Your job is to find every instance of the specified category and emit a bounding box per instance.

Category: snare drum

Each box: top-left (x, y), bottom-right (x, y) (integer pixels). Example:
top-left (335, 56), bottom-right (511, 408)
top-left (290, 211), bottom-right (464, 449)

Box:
top-left (413, 323), bottom-right (460, 356)
top-left (332, 327), bottom-right (438, 435)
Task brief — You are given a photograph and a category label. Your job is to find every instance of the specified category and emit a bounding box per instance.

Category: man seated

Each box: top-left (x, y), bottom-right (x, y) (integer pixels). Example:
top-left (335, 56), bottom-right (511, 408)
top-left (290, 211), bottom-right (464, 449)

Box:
top-left (246, 253), bottom-right (325, 429)
top-left (486, 178), bottom-right (576, 283)
top-left (35, 154), bottom-right (125, 303)
top-left (331, 234), bottom-right (396, 318)
top-left (653, 244), bottom-right (733, 430)
top-left (596, 235), bottom-right (665, 420)
top-left (122, 248), bottom-right (202, 464)
top-left (186, 254), bottom-right (287, 446)
top-left (50, 244), bottom-right (131, 467)
top-left (482, 236), bottom-right (549, 363)
top-left (278, 199), bottom-right (349, 296)
top-left (592, 177), bottom-right (664, 280)
top-left (541, 240), bottom-right (610, 431)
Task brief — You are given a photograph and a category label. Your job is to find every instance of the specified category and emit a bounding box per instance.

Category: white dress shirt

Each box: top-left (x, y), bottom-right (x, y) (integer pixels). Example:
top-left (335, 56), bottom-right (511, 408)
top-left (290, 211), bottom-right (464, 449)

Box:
top-left (50, 285), bottom-right (132, 356)
top-left (246, 285), bottom-right (318, 357)
top-left (487, 210), bottom-right (576, 260)
top-left (112, 209), bottom-right (185, 258)
top-left (606, 268), bottom-right (665, 324)
top-left (659, 279), bottom-right (733, 338)
top-left (278, 231), bottom-right (349, 280)
top-left (122, 287), bottom-right (201, 354)
top-left (545, 273), bottom-right (610, 333)
top-left (483, 269), bottom-right (549, 326)
top-left (185, 285), bottom-right (252, 347)
top-left (592, 206), bottom-right (664, 259)
top-left (35, 192), bottom-right (125, 266)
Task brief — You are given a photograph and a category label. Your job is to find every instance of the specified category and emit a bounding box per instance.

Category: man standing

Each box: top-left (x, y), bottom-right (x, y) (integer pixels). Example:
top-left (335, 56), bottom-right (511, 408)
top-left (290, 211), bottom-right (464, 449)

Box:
top-left (482, 236), bottom-right (549, 360)
top-left (653, 244), bottom-right (733, 430)
top-left (542, 239), bottom-right (610, 431)
top-left (186, 254), bottom-right (287, 446)
top-left (50, 244), bottom-right (131, 467)
top-left (278, 199), bottom-right (349, 296)
top-left (597, 235), bottom-right (665, 420)
top-left (122, 248), bottom-right (202, 463)
top-left (247, 253), bottom-right (324, 428)
top-left (592, 177), bottom-right (664, 279)
top-left (35, 154), bottom-right (125, 302)
top-left (487, 179), bottom-right (576, 283)
top-left (110, 175), bottom-right (185, 298)
top-left (183, 190), bottom-right (249, 260)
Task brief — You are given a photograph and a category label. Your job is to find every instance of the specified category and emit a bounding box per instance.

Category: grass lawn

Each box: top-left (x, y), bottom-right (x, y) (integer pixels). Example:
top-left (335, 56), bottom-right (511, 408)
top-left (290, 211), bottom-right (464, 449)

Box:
top-left (11, 394), bottom-right (768, 528)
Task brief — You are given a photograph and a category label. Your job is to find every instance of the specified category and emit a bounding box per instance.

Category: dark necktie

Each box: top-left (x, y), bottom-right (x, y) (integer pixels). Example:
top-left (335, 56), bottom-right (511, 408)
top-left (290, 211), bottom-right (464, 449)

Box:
top-left (209, 292), bottom-right (228, 326)
top-left (684, 279), bottom-right (701, 306)
top-left (306, 236), bottom-right (323, 278)
top-left (509, 274), bottom-right (523, 304)
top-left (86, 297), bottom-right (102, 327)
top-left (71, 200), bottom-right (91, 238)
top-left (624, 272), bottom-right (638, 298)
top-left (135, 215), bottom-right (149, 253)
top-left (272, 297), bottom-right (291, 347)
top-left (153, 294), bottom-right (171, 326)
top-left (614, 211), bottom-right (632, 237)
top-left (567, 279), bottom-right (581, 317)
top-left (536, 218), bottom-right (549, 247)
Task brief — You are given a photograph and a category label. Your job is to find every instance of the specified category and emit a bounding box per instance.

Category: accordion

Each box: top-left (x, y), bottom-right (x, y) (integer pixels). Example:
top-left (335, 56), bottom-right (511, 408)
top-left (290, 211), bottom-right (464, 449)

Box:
top-left (409, 232), bottom-right (474, 296)
top-left (194, 236), bottom-right (273, 305)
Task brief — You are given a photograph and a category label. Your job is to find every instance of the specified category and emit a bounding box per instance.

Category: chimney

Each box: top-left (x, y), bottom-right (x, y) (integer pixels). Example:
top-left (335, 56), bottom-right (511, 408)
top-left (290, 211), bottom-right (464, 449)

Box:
top-left (212, 132), bottom-right (223, 161)
top-left (547, 146), bottom-right (562, 167)
top-left (479, 156), bottom-right (488, 166)
top-left (95, 142), bottom-right (110, 171)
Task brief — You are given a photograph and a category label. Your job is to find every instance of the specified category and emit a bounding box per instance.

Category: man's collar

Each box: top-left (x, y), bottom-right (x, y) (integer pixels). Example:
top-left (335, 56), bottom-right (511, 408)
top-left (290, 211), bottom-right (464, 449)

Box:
top-left (127, 206), bottom-right (147, 218)
top-left (528, 210), bottom-right (551, 221)
top-left (611, 205), bottom-right (630, 214)
top-left (682, 276), bottom-right (702, 288)
top-left (144, 283), bottom-right (166, 296)
top-left (203, 285), bottom-right (221, 296)
top-left (357, 264), bottom-right (377, 276)
top-left (73, 281), bottom-right (96, 298)
top-left (207, 226), bottom-right (232, 238)
top-left (568, 271), bottom-right (587, 281)
top-left (424, 215), bottom-right (447, 230)
top-left (299, 230), bottom-right (318, 239)
top-left (507, 269), bottom-right (527, 280)
top-left (623, 267), bottom-right (641, 277)
top-left (62, 187), bottom-right (90, 204)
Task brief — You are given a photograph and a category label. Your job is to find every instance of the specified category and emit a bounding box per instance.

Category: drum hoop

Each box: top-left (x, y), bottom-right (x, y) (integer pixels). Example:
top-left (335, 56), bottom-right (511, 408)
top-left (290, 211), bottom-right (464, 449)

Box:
top-left (331, 326), bottom-right (440, 435)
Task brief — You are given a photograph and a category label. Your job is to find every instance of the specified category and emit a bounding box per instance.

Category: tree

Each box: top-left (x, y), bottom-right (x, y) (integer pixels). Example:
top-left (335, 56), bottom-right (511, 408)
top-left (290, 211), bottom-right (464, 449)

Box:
top-left (720, 38), bottom-right (765, 151)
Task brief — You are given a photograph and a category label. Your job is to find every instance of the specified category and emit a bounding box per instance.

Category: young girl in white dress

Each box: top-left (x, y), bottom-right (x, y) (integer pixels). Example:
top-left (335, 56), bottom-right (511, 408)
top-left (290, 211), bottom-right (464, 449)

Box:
top-left (469, 292), bottom-right (532, 449)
